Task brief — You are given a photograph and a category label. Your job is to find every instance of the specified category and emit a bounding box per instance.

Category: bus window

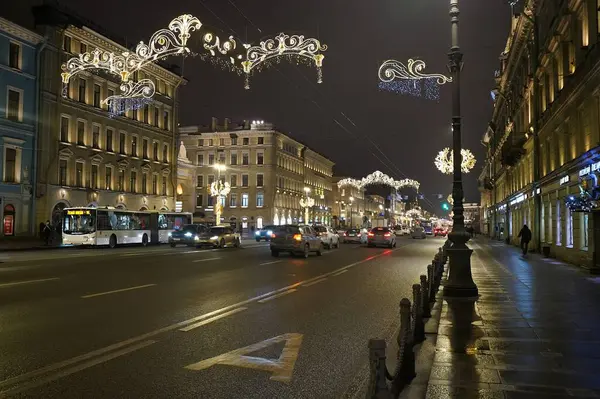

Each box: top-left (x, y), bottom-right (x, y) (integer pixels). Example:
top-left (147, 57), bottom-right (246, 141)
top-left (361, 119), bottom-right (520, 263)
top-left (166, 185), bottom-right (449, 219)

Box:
top-left (158, 214), bottom-right (168, 230)
top-left (63, 209), bottom-right (96, 234)
top-left (97, 210), bottom-right (113, 230)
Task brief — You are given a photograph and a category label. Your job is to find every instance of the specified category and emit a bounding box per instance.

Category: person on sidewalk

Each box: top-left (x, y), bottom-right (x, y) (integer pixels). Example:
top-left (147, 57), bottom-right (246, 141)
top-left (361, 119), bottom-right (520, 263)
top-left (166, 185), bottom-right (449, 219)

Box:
top-left (43, 221), bottom-right (52, 246)
top-left (518, 224), bottom-right (532, 256)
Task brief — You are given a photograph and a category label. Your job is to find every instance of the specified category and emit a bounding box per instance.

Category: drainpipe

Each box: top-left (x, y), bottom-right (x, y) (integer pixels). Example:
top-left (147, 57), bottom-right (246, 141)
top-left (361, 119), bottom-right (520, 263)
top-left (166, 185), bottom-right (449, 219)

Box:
top-left (30, 36), bottom-right (48, 236)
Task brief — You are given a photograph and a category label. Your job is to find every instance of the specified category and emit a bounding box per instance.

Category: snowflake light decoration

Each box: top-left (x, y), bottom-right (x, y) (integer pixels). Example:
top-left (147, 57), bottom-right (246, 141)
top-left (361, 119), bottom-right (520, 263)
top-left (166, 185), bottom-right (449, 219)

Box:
top-left (241, 33), bottom-right (327, 89)
top-left (337, 171), bottom-right (420, 191)
top-left (378, 59), bottom-right (451, 101)
top-left (299, 197), bottom-right (315, 209)
top-left (434, 148), bottom-right (476, 174)
top-left (210, 180), bottom-right (231, 197)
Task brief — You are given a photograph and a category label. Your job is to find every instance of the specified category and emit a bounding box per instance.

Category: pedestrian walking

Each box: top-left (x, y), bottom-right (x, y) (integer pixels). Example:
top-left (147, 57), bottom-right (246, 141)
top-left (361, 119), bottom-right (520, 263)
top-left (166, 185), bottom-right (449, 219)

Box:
top-left (518, 224), bottom-right (532, 256)
top-left (42, 220), bottom-right (52, 245)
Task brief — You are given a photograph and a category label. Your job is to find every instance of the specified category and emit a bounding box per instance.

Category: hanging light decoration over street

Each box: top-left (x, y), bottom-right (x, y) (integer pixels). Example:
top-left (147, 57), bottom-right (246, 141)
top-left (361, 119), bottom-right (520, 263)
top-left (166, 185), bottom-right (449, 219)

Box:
top-left (377, 59), bottom-right (452, 101)
top-left (435, 148), bottom-right (476, 174)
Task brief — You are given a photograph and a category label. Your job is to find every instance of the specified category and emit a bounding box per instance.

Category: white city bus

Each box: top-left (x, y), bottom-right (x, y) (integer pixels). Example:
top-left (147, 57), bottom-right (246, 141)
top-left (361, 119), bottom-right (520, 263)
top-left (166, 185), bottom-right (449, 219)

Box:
top-left (62, 207), bottom-right (192, 248)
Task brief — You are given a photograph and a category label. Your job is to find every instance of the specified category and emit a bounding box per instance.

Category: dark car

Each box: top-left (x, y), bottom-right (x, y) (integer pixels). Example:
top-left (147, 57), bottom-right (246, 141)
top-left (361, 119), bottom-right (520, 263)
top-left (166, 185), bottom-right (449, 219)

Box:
top-left (255, 225), bottom-right (276, 242)
top-left (270, 225), bottom-right (323, 258)
top-left (169, 224), bottom-right (207, 247)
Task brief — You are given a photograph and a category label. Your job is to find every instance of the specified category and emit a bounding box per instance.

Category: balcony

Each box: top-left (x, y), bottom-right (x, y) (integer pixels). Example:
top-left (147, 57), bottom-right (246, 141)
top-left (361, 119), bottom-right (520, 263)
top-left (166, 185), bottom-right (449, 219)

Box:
top-left (500, 136), bottom-right (526, 167)
top-left (478, 177), bottom-right (493, 192)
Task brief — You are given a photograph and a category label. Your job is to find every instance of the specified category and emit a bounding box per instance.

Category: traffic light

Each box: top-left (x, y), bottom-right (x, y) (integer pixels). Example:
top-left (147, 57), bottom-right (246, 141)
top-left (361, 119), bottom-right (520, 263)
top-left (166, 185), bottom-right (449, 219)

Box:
top-left (441, 202), bottom-right (450, 211)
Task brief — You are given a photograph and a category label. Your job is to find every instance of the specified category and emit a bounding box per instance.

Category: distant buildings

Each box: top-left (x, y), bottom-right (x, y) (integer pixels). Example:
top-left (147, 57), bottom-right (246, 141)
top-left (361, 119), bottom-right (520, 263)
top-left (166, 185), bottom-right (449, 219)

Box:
top-left (177, 119), bottom-right (334, 232)
top-left (0, 17), bottom-right (44, 236)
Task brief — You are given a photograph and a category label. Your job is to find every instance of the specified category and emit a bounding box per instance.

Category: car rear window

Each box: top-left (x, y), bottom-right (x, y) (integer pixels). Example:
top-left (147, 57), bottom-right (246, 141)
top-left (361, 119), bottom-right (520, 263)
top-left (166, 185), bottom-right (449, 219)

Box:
top-left (372, 227), bottom-right (389, 234)
top-left (347, 229), bottom-right (358, 234)
top-left (273, 225), bottom-right (300, 234)
top-left (313, 226), bottom-right (327, 232)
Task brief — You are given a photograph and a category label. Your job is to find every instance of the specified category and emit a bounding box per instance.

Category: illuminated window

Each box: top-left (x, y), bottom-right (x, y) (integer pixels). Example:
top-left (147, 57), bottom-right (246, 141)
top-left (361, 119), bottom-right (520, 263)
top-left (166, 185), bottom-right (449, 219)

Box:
top-left (566, 206), bottom-right (573, 247)
top-left (242, 193), bottom-right (249, 208)
top-left (556, 200), bottom-right (562, 246)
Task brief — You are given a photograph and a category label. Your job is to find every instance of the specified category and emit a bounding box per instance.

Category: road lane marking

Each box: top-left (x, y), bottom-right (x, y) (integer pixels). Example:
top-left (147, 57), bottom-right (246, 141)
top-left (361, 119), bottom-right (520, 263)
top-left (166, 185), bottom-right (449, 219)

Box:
top-left (302, 278), bottom-right (327, 287)
top-left (192, 257), bottom-right (221, 263)
top-left (0, 277), bottom-right (59, 288)
top-left (180, 308), bottom-right (248, 332)
top-left (331, 270), bottom-right (348, 277)
top-left (81, 284), bottom-right (156, 299)
top-left (185, 333), bottom-right (303, 383)
top-left (257, 289), bottom-right (297, 303)
top-left (0, 265), bottom-right (43, 272)
top-left (119, 253), bottom-right (142, 257)
top-left (0, 247), bottom-right (399, 392)
top-left (259, 260), bottom-right (282, 266)
top-left (0, 340), bottom-right (156, 396)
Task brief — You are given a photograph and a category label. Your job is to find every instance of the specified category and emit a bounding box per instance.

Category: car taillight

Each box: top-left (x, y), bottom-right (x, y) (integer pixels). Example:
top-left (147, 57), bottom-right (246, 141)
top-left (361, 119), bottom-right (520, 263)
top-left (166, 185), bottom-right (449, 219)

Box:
top-left (343, 232), bottom-right (347, 236)
top-left (368, 232), bottom-right (374, 237)
top-left (384, 233), bottom-right (391, 237)
top-left (293, 234), bottom-right (302, 241)
top-left (271, 233), bottom-right (277, 238)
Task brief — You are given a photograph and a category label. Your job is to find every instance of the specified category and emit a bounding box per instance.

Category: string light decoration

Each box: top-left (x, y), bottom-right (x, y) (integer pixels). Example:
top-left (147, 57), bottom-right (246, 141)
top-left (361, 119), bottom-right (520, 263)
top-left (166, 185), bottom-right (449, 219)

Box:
top-left (378, 59), bottom-right (451, 100)
top-left (337, 170), bottom-right (420, 191)
top-left (241, 33), bottom-right (327, 89)
top-left (406, 208), bottom-right (422, 219)
top-left (105, 79), bottom-right (154, 118)
top-left (60, 14), bottom-right (236, 116)
top-left (434, 148), bottom-right (477, 174)
top-left (210, 180), bottom-right (231, 224)
top-left (299, 196), bottom-right (315, 223)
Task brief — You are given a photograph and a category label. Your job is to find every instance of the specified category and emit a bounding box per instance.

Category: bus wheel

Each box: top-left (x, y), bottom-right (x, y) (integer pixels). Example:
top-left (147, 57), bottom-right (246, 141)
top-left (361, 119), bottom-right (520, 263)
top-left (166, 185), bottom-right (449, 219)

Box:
top-left (142, 234), bottom-right (148, 247)
top-left (109, 235), bottom-right (117, 249)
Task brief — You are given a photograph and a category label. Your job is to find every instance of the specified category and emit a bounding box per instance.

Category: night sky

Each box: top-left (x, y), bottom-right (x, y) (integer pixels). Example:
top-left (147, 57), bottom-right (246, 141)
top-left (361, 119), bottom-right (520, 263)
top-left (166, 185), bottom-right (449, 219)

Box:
top-left (5, 0), bottom-right (510, 211)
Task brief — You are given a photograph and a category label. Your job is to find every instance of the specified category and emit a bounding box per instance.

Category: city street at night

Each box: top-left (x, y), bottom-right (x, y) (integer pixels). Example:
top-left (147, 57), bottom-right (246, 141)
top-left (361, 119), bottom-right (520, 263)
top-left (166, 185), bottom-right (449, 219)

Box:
top-left (0, 237), bottom-right (441, 398)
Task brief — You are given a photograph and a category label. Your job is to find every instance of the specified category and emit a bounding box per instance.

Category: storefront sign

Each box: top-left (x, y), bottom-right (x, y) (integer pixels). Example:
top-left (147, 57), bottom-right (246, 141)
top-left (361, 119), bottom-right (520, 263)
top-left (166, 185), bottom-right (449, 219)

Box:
top-left (559, 175), bottom-right (570, 185)
top-left (509, 193), bottom-right (527, 206)
top-left (579, 161), bottom-right (600, 177)
top-left (66, 210), bottom-right (91, 215)
top-left (3, 215), bottom-right (14, 236)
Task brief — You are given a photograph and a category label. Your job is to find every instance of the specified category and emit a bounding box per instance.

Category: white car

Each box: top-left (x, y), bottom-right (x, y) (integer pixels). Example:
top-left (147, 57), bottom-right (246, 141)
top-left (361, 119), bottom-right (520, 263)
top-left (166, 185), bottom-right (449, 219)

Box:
top-left (411, 226), bottom-right (426, 239)
top-left (313, 225), bottom-right (340, 249)
top-left (394, 226), bottom-right (410, 236)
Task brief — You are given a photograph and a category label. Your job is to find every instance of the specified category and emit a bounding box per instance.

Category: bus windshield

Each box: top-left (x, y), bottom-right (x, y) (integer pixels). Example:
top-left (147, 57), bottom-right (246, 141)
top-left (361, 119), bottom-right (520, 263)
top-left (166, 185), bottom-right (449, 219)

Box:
top-left (63, 210), bottom-right (96, 234)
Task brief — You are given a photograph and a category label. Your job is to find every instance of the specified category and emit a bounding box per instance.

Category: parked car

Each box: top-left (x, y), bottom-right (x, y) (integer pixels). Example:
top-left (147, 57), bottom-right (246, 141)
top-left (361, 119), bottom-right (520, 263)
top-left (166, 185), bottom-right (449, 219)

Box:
top-left (434, 227), bottom-right (448, 237)
top-left (411, 226), bottom-right (426, 239)
top-left (255, 225), bottom-right (276, 242)
top-left (195, 225), bottom-right (241, 248)
top-left (393, 225), bottom-right (410, 236)
top-left (270, 225), bottom-right (324, 258)
top-left (168, 224), bottom-right (208, 247)
top-left (313, 225), bottom-right (340, 249)
top-left (367, 227), bottom-right (397, 248)
top-left (342, 228), bottom-right (362, 244)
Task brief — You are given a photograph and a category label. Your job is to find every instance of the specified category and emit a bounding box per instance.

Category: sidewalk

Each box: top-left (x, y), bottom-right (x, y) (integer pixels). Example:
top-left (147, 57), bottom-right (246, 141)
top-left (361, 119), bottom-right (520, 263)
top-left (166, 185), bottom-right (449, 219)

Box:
top-left (425, 237), bottom-right (600, 398)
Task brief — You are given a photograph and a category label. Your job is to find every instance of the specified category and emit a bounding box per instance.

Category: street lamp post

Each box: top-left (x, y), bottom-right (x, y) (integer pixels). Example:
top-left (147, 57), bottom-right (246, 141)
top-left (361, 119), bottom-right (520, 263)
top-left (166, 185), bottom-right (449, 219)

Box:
top-left (300, 187), bottom-right (314, 224)
top-left (210, 163), bottom-right (229, 226)
top-left (349, 196), bottom-right (354, 228)
top-left (444, 0), bottom-right (478, 298)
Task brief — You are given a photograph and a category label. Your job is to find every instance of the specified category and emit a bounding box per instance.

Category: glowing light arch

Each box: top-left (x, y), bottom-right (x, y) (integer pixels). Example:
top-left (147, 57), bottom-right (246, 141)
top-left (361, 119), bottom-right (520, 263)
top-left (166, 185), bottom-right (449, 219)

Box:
top-left (337, 171), bottom-right (420, 191)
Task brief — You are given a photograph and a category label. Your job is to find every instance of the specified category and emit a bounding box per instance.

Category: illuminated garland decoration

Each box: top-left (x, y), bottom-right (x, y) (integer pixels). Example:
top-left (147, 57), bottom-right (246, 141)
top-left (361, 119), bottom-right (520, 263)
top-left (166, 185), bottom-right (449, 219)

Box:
top-left (337, 170), bottom-right (420, 191)
top-left (406, 208), bottom-right (422, 219)
top-left (378, 78), bottom-right (441, 101)
top-left (60, 14), bottom-right (236, 116)
top-left (105, 79), bottom-right (154, 118)
top-left (378, 59), bottom-right (451, 100)
top-left (299, 197), bottom-right (315, 208)
top-left (434, 148), bottom-right (477, 174)
top-left (210, 180), bottom-right (231, 197)
top-left (241, 33), bottom-right (327, 90)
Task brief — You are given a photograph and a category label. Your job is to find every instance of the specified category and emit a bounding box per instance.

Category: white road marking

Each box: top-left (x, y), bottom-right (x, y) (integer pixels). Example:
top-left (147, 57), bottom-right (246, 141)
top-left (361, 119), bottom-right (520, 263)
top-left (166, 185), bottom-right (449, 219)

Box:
top-left (257, 289), bottom-right (297, 303)
top-left (0, 248), bottom-right (399, 392)
top-left (0, 277), bottom-right (60, 288)
top-left (0, 340), bottom-right (156, 396)
top-left (331, 270), bottom-right (348, 277)
top-left (179, 308), bottom-right (248, 332)
top-left (182, 250), bottom-right (205, 254)
top-left (192, 257), bottom-right (221, 263)
top-left (0, 265), bottom-right (43, 272)
top-left (259, 260), bottom-right (282, 266)
top-left (302, 278), bottom-right (327, 287)
top-left (81, 284), bottom-right (156, 299)
top-left (119, 253), bottom-right (141, 257)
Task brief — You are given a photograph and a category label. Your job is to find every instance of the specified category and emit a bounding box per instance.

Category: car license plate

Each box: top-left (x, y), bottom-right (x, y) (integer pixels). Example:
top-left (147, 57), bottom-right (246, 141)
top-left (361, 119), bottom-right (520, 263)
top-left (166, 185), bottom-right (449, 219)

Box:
top-left (173, 238), bottom-right (180, 241)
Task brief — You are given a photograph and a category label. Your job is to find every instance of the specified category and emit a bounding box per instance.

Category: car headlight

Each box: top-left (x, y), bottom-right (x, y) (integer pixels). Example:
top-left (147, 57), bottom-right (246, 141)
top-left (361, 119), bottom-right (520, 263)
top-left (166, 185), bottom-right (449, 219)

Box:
top-left (184, 232), bottom-right (192, 237)
top-left (210, 236), bottom-right (219, 240)
top-left (168, 232), bottom-right (172, 237)
top-left (255, 231), bottom-right (260, 235)
top-left (267, 230), bottom-right (272, 236)
top-left (195, 235), bottom-right (199, 240)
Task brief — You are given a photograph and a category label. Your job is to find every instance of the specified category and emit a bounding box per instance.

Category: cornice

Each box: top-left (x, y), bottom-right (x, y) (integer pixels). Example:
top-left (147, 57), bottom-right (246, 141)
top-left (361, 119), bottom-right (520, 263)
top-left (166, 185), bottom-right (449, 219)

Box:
top-left (0, 17), bottom-right (44, 45)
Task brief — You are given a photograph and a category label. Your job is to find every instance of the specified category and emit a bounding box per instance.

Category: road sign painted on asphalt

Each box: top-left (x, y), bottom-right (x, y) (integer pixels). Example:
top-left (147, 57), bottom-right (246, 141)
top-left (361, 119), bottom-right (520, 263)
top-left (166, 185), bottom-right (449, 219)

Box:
top-left (185, 333), bottom-right (303, 383)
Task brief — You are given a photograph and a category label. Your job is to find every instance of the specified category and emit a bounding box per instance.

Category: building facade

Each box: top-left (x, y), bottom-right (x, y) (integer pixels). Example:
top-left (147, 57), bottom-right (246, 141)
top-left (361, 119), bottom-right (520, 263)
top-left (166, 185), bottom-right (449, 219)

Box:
top-left (0, 17), bottom-right (44, 236)
top-left (177, 119), bottom-right (334, 232)
top-left (32, 4), bottom-right (184, 230)
top-left (480, 0), bottom-right (600, 271)
top-left (332, 177), bottom-right (366, 228)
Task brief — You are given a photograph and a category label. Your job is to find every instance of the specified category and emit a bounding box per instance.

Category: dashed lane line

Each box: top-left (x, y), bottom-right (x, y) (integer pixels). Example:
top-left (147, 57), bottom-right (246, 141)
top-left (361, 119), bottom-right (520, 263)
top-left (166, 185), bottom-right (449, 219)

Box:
top-left (330, 270), bottom-right (348, 277)
top-left (180, 308), bottom-right (248, 332)
top-left (259, 260), bottom-right (282, 266)
top-left (81, 284), bottom-right (156, 299)
top-left (0, 277), bottom-right (60, 288)
top-left (257, 289), bottom-right (297, 303)
top-left (192, 257), bottom-right (221, 263)
top-left (302, 278), bottom-right (327, 287)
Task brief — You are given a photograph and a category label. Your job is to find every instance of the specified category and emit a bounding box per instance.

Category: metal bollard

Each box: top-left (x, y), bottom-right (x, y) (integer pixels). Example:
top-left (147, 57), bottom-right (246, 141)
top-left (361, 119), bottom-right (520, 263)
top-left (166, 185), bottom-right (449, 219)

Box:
top-left (427, 264), bottom-right (436, 300)
top-left (367, 339), bottom-right (392, 399)
top-left (420, 274), bottom-right (431, 317)
top-left (390, 298), bottom-right (416, 395)
top-left (412, 284), bottom-right (425, 344)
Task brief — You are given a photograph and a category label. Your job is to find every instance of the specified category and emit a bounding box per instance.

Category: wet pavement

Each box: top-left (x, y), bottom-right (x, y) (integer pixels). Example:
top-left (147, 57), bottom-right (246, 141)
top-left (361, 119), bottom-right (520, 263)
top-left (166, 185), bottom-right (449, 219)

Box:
top-left (426, 238), bottom-right (600, 399)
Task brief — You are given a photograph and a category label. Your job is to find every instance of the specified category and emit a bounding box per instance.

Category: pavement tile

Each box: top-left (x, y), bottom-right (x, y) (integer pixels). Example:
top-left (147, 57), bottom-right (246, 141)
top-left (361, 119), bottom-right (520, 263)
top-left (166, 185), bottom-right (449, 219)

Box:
top-left (482, 329), bottom-right (538, 339)
top-left (503, 391), bottom-right (572, 399)
top-left (433, 351), bottom-right (496, 366)
top-left (499, 369), bottom-right (600, 389)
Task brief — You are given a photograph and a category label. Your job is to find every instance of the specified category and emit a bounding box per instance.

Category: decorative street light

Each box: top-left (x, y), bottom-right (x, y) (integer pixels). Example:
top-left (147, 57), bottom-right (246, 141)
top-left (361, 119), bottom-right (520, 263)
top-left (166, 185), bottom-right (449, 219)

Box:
top-left (349, 196), bottom-right (355, 228)
top-left (210, 164), bottom-right (229, 225)
top-left (444, 0), bottom-right (478, 298)
top-left (299, 187), bottom-right (314, 224)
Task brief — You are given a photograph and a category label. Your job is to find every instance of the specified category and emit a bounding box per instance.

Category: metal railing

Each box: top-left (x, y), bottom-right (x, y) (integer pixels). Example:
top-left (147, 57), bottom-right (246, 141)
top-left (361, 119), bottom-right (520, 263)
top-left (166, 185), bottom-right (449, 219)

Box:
top-left (366, 246), bottom-right (446, 398)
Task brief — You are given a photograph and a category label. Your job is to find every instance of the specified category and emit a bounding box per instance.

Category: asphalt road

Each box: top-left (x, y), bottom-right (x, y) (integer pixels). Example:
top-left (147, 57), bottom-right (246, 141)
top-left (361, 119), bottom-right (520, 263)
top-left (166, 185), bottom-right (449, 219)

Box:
top-left (0, 235), bottom-right (444, 398)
